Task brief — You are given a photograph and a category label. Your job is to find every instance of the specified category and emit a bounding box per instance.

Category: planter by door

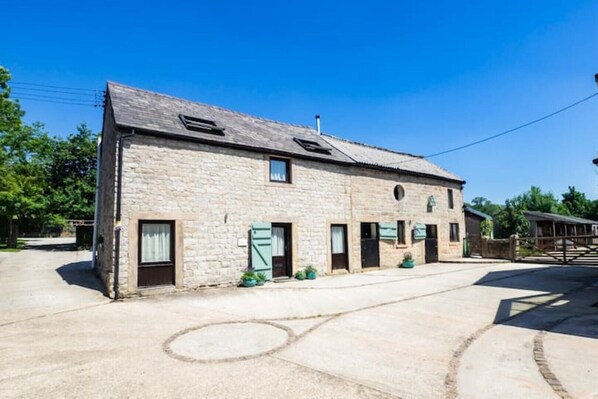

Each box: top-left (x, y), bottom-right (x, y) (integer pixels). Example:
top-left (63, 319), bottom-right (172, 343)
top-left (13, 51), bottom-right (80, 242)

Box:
top-left (272, 223), bottom-right (292, 278)
top-left (425, 224), bottom-right (439, 263)
top-left (331, 224), bottom-right (349, 270)
top-left (138, 220), bottom-right (175, 287)
top-left (360, 222), bottom-right (379, 268)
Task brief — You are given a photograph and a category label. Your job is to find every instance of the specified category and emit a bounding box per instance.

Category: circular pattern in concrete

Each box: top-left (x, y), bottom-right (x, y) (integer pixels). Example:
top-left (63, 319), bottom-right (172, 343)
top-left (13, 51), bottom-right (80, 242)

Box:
top-left (164, 321), bottom-right (293, 363)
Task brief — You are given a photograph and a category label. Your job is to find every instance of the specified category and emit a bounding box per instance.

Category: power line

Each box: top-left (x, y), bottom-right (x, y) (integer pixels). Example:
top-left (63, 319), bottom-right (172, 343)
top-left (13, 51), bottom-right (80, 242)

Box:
top-left (11, 91), bottom-right (97, 104)
top-left (11, 86), bottom-right (98, 97)
top-left (11, 81), bottom-right (97, 92)
top-left (12, 96), bottom-right (100, 107)
top-left (385, 91), bottom-right (598, 166)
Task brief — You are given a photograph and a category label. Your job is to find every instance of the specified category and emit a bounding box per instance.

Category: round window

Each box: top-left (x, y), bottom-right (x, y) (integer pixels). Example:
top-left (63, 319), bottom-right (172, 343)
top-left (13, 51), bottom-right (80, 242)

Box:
top-left (394, 185), bottom-right (405, 201)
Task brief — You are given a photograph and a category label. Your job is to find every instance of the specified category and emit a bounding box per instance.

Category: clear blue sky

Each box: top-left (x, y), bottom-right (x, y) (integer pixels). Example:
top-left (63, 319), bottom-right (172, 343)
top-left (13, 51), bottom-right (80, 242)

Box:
top-left (4, 0), bottom-right (598, 203)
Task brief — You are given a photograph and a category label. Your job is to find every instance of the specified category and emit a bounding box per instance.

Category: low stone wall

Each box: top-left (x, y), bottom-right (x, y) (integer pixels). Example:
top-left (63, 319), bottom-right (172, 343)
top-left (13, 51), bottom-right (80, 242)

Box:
top-left (481, 236), bottom-right (515, 260)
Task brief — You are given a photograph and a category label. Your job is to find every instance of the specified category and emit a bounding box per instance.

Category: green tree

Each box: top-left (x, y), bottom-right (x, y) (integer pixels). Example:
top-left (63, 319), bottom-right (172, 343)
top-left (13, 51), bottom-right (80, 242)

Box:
top-left (561, 186), bottom-right (591, 218)
top-left (46, 123), bottom-right (98, 220)
top-left (0, 119), bottom-right (52, 247)
top-left (515, 186), bottom-right (566, 214)
top-left (495, 199), bottom-right (530, 237)
top-left (468, 197), bottom-right (503, 217)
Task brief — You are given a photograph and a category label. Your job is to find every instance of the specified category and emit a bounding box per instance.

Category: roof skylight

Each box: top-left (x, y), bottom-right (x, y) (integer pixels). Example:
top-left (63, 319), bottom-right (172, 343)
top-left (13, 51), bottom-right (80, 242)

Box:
top-left (293, 137), bottom-right (332, 154)
top-left (179, 114), bottom-right (225, 135)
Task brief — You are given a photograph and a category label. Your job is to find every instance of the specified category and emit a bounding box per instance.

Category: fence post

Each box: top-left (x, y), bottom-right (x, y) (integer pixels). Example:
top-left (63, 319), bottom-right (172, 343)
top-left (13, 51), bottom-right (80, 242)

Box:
top-left (562, 237), bottom-right (567, 264)
top-left (509, 234), bottom-right (518, 262)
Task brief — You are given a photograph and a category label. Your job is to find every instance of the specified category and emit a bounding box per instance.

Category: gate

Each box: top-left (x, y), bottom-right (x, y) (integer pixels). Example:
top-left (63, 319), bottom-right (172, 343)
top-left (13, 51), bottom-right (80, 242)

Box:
top-left (516, 235), bottom-right (598, 265)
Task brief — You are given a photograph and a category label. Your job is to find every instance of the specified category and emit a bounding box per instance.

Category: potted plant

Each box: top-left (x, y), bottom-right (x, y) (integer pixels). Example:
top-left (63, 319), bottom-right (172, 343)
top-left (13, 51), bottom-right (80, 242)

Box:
top-left (305, 265), bottom-right (317, 280)
top-left (401, 252), bottom-right (415, 268)
top-left (241, 271), bottom-right (257, 287)
top-left (295, 270), bottom-right (306, 280)
top-left (255, 272), bottom-right (266, 286)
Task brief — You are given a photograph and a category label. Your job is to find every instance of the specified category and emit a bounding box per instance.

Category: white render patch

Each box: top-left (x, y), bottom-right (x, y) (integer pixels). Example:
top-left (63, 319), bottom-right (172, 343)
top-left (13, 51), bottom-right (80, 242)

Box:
top-left (166, 321), bottom-right (291, 362)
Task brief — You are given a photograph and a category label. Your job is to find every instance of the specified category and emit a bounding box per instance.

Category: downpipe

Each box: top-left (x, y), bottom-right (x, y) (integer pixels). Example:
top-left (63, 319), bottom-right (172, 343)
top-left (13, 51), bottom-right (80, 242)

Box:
top-left (113, 130), bottom-right (135, 299)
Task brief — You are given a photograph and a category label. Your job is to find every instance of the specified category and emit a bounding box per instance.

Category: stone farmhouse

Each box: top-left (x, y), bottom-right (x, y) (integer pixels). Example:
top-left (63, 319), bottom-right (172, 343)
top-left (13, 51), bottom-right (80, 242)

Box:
top-left (95, 82), bottom-right (466, 298)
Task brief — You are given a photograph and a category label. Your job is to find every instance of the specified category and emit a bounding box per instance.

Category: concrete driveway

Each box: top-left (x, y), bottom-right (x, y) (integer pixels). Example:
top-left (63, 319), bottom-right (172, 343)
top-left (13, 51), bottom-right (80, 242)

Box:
top-left (0, 238), bottom-right (597, 398)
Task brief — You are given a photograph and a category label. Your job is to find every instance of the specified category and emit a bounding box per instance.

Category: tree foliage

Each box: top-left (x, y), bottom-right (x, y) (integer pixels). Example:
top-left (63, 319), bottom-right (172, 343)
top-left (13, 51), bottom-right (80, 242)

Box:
top-left (468, 197), bottom-right (503, 217)
top-left (47, 123), bottom-right (97, 220)
top-left (0, 66), bottom-right (98, 247)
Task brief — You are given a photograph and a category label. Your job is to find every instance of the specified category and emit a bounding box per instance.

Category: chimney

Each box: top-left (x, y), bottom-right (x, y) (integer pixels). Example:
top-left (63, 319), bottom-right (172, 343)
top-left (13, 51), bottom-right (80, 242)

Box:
top-left (315, 115), bottom-right (321, 135)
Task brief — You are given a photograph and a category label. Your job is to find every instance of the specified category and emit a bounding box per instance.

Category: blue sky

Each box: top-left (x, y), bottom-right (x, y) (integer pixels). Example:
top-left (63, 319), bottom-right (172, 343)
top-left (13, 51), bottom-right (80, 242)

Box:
top-left (3, 0), bottom-right (598, 203)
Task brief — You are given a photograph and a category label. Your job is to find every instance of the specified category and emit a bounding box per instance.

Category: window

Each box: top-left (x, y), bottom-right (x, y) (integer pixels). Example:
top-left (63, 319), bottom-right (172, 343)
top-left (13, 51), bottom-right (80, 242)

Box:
top-left (179, 114), bottom-right (225, 135)
top-left (269, 157), bottom-right (290, 183)
top-left (139, 221), bottom-right (174, 264)
top-left (293, 137), bottom-right (332, 154)
top-left (449, 223), bottom-right (460, 242)
top-left (397, 221), bottom-right (406, 244)
top-left (448, 189), bottom-right (454, 209)
top-left (394, 185), bottom-right (405, 201)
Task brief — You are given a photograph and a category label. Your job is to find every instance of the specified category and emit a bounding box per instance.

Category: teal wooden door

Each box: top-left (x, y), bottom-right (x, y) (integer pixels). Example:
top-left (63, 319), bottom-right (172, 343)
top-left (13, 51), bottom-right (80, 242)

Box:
top-left (251, 223), bottom-right (272, 279)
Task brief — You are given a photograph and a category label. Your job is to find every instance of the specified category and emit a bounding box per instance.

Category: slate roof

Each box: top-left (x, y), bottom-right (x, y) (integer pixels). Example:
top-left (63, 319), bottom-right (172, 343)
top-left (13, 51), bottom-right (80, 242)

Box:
top-left (464, 206), bottom-right (493, 220)
top-left (322, 134), bottom-right (463, 182)
top-left (524, 211), bottom-right (598, 225)
top-left (107, 82), bottom-right (463, 182)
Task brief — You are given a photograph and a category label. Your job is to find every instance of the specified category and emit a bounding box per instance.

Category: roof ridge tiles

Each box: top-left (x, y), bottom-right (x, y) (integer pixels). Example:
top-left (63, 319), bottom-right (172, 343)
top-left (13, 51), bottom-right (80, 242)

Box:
top-left (107, 81), bottom-right (316, 131)
top-left (322, 133), bottom-right (423, 159)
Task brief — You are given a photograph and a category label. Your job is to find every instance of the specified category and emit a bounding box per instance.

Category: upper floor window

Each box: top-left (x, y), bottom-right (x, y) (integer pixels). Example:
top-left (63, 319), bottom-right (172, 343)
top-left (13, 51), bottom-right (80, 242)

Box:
top-left (269, 157), bottom-right (291, 183)
top-left (448, 189), bottom-right (454, 209)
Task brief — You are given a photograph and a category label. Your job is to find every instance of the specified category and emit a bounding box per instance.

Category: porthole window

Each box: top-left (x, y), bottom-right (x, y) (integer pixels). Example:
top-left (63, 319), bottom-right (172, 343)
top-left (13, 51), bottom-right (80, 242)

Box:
top-left (393, 185), bottom-right (405, 201)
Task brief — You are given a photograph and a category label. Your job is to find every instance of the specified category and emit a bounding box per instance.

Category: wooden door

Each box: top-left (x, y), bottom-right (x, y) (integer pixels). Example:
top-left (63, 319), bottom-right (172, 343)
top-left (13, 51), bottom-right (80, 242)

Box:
top-left (331, 224), bottom-right (348, 270)
top-left (425, 224), bottom-right (438, 263)
top-left (272, 223), bottom-right (291, 278)
top-left (360, 222), bottom-right (379, 268)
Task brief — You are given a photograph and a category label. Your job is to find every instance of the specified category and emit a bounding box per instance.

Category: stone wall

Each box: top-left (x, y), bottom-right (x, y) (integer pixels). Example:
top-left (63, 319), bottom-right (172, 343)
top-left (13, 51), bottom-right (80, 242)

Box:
top-left (96, 102), bottom-right (118, 294)
top-left (481, 237), bottom-right (513, 260)
top-left (103, 131), bottom-right (465, 297)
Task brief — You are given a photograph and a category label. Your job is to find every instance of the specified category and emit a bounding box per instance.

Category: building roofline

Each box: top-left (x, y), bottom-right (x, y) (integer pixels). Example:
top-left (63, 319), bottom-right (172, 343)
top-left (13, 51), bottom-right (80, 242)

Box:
top-left (115, 124), bottom-right (465, 185)
top-left (464, 206), bottom-right (492, 220)
top-left (106, 81), bottom-right (315, 131)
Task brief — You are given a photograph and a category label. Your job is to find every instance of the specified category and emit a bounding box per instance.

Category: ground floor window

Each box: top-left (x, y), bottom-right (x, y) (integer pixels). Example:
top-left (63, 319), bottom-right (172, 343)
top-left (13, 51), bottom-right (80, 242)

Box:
top-left (331, 224), bottom-right (348, 270)
top-left (449, 223), bottom-right (460, 242)
top-left (138, 220), bottom-right (175, 287)
top-left (397, 221), bottom-right (406, 244)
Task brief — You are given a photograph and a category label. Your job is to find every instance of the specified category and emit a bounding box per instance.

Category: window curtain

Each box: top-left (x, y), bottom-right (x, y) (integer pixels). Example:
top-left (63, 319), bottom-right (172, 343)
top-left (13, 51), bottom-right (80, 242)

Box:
top-left (141, 223), bottom-right (171, 263)
top-left (272, 227), bottom-right (285, 256)
top-left (331, 226), bottom-right (345, 254)
top-left (270, 160), bottom-right (287, 181)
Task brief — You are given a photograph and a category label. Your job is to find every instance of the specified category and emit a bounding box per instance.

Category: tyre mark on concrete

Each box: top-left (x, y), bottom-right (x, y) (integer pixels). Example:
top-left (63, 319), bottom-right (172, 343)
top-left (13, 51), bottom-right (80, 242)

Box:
top-left (270, 355), bottom-right (401, 399)
top-left (0, 301), bottom-right (110, 329)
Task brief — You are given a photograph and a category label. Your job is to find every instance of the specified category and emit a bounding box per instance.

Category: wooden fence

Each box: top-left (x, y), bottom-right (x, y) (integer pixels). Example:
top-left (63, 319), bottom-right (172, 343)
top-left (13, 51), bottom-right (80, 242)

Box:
top-left (516, 235), bottom-right (598, 265)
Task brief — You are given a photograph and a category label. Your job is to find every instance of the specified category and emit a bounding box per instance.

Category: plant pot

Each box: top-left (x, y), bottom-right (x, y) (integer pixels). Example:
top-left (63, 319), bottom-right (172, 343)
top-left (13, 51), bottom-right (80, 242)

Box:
top-left (306, 271), bottom-right (317, 280)
top-left (243, 279), bottom-right (257, 287)
top-left (401, 260), bottom-right (415, 268)
top-left (295, 274), bottom-right (305, 281)
top-left (256, 280), bottom-right (265, 286)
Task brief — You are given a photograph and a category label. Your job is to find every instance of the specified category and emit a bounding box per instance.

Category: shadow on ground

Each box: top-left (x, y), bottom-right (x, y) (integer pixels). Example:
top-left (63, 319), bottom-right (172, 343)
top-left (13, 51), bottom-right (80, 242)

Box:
top-left (56, 261), bottom-right (106, 296)
top-left (475, 265), bottom-right (598, 339)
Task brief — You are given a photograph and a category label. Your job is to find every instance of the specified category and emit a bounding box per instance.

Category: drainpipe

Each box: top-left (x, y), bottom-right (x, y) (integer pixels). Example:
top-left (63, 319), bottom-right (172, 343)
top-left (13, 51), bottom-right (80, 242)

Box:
top-left (315, 115), bottom-right (321, 134)
top-left (113, 130), bottom-right (135, 299)
top-left (91, 135), bottom-right (102, 270)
